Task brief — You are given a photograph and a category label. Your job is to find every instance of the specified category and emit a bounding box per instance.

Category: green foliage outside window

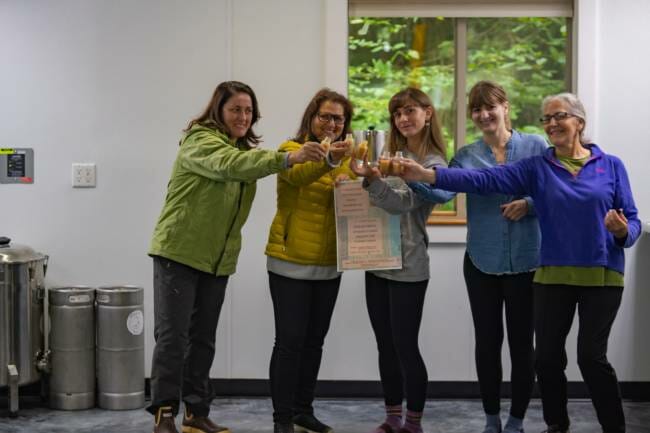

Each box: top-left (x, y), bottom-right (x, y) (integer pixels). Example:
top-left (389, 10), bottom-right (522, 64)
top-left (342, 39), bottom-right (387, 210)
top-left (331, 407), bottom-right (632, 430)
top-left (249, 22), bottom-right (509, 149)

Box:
top-left (348, 17), bottom-right (568, 215)
top-left (348, 16), bottom-right (568, 152)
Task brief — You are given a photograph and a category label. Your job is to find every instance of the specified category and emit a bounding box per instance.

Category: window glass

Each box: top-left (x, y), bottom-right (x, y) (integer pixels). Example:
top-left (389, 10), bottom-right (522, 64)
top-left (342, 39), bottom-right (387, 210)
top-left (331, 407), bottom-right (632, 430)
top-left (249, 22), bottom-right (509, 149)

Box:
top-left (348, 17), bottom-right (569, 221)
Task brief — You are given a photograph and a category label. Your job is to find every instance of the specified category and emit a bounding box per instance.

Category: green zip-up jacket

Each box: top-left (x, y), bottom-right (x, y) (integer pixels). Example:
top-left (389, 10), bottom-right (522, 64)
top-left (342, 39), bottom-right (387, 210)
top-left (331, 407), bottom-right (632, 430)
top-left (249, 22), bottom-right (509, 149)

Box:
top-left (149, 124), bottom-right (286, 276)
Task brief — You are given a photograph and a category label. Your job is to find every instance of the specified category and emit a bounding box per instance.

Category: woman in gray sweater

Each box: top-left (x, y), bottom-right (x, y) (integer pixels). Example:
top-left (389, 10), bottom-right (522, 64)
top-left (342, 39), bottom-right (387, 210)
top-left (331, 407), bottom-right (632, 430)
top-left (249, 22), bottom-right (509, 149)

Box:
top-left (350, 88), bottom-right (447, 433)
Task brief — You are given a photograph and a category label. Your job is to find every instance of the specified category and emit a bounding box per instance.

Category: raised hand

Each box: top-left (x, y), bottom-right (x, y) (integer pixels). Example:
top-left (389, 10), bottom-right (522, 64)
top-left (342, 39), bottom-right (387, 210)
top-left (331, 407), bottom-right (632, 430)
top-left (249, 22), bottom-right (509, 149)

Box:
top-left (399, 158), bottom-right (436, 183)
top-left (348, 156), bottom-right (381, 180)
top-left (329, 140), bottom-right (350, 163)
top-left (288, 141), bottom-right (326, 165)
top-left (604, 209), bottom-right (628, 239)
top-left (334, 173), bottom-right (350, 187)
top-left (500, 199), bottom-right (528, 221)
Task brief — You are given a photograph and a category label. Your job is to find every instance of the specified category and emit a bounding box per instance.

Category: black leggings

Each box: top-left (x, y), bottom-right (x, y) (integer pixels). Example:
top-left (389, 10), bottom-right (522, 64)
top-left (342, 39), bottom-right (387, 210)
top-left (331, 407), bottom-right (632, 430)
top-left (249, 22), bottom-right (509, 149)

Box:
top-left (534, 283), bottom-right (624, 433)
top-left (463, 253), bottom-right (535, 418)
top-left (365, 272), bottom-right (428, 412)
top-left (268, 271), bottom-right (341, 424)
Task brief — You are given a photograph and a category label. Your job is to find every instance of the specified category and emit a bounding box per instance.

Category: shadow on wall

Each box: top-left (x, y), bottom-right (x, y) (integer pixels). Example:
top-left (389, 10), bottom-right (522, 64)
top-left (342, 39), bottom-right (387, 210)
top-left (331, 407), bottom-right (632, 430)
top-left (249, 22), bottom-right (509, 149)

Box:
top-left (629, 234), bottom-right (650, 381)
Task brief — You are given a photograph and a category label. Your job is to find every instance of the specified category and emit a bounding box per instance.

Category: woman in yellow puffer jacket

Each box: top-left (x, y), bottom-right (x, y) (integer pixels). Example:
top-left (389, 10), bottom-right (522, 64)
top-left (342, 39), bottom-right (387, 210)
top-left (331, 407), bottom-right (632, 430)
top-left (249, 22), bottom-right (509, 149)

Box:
top-left (265, 88), bottom-right (354, 433)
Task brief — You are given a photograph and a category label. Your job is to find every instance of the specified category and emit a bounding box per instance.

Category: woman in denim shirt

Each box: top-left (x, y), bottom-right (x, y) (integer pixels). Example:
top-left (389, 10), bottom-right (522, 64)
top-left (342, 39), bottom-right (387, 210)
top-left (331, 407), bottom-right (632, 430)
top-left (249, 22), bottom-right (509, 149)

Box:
top-left (411, 81), bottom-right (547, 433)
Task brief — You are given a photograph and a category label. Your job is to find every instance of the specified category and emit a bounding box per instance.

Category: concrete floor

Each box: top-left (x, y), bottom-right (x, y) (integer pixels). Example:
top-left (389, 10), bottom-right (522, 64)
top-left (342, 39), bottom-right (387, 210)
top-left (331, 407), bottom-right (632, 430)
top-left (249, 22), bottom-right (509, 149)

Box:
top-left (1, 398), bottom-right (649, 433)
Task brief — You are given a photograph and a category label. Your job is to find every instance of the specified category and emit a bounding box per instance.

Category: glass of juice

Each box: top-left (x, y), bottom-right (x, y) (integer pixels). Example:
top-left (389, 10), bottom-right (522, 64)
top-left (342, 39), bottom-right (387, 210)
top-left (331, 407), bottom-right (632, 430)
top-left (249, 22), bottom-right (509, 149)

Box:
top-left (320, 136), bottom-right (331, 154)
top-left (391, 151), bottom-right (404, 176)
top-left (379, 151), bottom-right (391, 176)
top-left (355, 140), bottom-right (368, 166)
top-left (345, 133), bottom-right (355, 157)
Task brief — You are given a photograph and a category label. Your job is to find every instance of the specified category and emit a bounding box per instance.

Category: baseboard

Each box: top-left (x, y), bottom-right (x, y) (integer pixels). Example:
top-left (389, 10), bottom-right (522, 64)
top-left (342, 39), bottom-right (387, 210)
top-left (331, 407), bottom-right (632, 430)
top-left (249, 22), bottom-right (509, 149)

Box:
top-left (203, 379), bottom-right (650, 401)
top-left (3, 379), bottom-right (649, 408)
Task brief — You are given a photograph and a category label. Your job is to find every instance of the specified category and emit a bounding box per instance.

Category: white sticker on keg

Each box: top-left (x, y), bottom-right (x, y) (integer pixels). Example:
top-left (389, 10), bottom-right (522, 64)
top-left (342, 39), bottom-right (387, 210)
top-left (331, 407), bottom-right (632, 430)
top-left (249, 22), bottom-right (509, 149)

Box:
top-left (127, 310), bottom-right (144, 336)
top-left (97, 294), bottom-right (110, 303)
top-left (68, 294), bottom-right (91, 303)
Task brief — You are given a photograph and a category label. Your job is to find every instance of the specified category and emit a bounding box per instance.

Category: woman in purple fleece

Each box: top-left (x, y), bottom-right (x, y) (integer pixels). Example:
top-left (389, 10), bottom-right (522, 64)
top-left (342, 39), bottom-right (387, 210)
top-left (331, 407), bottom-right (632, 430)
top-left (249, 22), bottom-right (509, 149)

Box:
top-left (399, 93), bottom-right (641, 433)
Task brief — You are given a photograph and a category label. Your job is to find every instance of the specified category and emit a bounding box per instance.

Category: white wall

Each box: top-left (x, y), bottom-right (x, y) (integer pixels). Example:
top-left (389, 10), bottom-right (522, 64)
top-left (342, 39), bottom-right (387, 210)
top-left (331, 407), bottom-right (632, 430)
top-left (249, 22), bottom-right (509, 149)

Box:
top-left (1, 0), bottom-right (648, 383)
top-left (594, 0), bottom-right (650, 378)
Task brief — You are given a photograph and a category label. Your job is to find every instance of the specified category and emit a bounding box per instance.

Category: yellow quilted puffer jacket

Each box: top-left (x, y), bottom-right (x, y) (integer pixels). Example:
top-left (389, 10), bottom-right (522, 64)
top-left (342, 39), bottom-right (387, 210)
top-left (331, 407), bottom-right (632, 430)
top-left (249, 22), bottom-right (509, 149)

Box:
top-left (265, 140), bottom-right (354, 266)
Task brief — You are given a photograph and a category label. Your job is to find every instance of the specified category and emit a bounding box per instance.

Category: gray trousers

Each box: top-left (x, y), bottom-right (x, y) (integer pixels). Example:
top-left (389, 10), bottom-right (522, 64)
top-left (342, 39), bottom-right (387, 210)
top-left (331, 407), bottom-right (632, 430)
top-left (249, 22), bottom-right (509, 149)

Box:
top-left (147, 256), bottom-right (227, 417)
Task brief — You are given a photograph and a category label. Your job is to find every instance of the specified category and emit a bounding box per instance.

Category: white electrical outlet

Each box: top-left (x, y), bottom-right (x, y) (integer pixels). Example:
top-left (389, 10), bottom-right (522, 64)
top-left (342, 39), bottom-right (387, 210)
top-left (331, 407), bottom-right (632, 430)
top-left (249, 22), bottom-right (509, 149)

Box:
top-left (72, 163), bottom-right (96, 188)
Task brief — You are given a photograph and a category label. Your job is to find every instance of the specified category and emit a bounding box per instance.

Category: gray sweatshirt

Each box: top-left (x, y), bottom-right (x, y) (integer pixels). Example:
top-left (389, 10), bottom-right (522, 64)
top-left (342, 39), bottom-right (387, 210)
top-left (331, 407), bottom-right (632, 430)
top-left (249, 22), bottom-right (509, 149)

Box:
top-left (364, 151), bottom-right (447, 282)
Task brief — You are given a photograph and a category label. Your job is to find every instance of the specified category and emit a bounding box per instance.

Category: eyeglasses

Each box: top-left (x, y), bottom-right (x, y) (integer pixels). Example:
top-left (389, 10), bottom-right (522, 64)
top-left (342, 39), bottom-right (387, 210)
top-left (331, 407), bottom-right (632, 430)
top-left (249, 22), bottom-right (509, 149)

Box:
top-left (227, 106), bottom-right (254, 116)
top-left (317, 113), bottom-right (346, 125)
top-left (539, 111), bottom-right (576, 124)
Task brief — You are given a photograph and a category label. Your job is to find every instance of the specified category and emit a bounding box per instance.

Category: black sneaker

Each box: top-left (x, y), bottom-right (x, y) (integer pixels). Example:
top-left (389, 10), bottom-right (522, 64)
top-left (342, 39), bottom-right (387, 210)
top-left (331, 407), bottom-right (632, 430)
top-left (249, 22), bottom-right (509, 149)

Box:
top-left (293, 413), bottom-right (333, 433)
top-left (275, 423), bottom-right (295, 433)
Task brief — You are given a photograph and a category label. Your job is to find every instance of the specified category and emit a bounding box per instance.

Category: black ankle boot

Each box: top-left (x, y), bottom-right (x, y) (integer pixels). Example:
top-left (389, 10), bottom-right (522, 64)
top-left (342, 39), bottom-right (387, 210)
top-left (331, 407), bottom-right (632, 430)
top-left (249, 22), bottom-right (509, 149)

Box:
top-left (293, 413), bottom-right (333, 433)
top-left (275, 422), bottom-right (295, 433)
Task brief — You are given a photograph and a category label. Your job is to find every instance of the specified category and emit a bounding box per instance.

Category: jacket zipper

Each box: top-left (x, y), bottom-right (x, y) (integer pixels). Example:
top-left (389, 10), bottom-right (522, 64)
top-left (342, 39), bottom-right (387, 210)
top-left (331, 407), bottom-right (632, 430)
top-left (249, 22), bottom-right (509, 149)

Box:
top-left (215, 182), bottom-right (245, 272)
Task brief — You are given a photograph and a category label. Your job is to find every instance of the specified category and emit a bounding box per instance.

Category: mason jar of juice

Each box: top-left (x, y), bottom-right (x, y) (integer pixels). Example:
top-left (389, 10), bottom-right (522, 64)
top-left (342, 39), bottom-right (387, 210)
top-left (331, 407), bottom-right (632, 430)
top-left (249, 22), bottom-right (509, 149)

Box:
top-left (379, 151), bottom-right (391, 176)
top-left (391, 151), bottom-right (404, 176)
top-left (355, 140), bottom-right (368, 162)
top-left (344, 133), bottom-right (355, 156)
top-left (320, 136), bottom-right (331, 153)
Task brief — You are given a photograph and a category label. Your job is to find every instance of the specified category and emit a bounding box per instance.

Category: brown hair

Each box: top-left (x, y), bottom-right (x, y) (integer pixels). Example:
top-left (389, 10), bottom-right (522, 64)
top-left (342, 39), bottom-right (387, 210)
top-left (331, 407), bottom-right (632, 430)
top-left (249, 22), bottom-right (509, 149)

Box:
top-left (185, 81), bottom-right (261, 148)
top-left (293, 88), bottom-right (353, 143)
top-left (387, 87), bottom-right (447, 160)
top-left (467, 80), bottom-right (511, 129)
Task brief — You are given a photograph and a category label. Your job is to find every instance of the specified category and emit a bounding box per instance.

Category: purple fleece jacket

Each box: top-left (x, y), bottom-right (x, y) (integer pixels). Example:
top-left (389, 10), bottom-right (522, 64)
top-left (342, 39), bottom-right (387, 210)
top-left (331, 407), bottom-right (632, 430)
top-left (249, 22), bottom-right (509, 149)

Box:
top-left (434, 144), bottom-right (641, 274)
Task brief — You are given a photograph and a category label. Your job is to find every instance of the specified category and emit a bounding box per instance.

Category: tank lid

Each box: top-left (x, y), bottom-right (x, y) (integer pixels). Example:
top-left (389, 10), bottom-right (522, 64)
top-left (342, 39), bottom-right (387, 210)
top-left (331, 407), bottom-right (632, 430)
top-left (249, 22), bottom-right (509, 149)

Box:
top-left (0, 238), bottom-right (46, 264)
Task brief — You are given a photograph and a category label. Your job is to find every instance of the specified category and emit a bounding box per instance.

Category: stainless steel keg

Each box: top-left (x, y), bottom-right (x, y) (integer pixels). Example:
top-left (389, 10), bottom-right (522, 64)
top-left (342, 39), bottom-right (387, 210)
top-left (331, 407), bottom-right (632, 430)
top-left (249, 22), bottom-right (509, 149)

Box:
top-left (353, 128), bottom-right (385, 163)
top-left (0, 237), bottom-right (48, 415)
top-left (48, 286), bottom-right (95, 410)
top-left (96, 285), bottom-right (144, 410)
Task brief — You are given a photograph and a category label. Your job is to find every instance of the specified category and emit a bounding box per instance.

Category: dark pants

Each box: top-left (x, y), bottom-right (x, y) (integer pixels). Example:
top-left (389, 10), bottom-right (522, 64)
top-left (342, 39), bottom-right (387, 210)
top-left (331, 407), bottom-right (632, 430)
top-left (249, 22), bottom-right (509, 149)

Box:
top-left (365, 272), bottom-right (428, 412)
top-left (268, 271), bottom-right (341, 424)
top-left (464, 253), bottom-right (535, 419)
top-left (534, 283), bottom-right (625, 433)
top-left (147, 256), bottom-right (227, 417)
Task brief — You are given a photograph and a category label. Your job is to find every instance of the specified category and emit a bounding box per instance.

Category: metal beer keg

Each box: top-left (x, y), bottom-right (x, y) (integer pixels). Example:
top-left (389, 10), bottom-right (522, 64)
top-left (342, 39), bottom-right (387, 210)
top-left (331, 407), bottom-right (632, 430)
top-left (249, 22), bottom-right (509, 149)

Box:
top-left (96, 285), bottom-right (145, 410)
top-left (48, 286), bottom-right (96, 410)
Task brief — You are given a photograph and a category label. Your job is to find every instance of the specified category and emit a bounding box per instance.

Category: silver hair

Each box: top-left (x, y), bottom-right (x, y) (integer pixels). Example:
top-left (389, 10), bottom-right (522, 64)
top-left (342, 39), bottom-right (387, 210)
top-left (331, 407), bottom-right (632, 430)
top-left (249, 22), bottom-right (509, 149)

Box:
top-left (541, 92), bottom-right (588, 143)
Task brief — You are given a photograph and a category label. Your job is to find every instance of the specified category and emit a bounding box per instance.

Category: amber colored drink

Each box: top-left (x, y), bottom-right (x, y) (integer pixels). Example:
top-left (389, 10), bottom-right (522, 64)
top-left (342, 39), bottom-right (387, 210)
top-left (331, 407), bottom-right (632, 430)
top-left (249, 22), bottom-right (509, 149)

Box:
top-left (390, 160), bottom-right (403, 176)
top-left (321, 136), bottom-right (331, 152)
top-left (344, 133), bottom-right (355, 156)
top-left (355, 140), bottom-right (368, 160)
top-left (391, 151), bottom-right (404, 176)
top-left (379, 158), bottom-right (391, 176)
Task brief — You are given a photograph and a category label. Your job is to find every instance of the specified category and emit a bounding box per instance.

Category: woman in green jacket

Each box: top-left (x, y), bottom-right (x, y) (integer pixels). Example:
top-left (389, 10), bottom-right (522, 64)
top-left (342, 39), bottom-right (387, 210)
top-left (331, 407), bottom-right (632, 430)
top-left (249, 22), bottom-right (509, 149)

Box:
top-left (147, 81), bottom-right (323, 433)
top-left (265, 88), bottom-right (354, 433)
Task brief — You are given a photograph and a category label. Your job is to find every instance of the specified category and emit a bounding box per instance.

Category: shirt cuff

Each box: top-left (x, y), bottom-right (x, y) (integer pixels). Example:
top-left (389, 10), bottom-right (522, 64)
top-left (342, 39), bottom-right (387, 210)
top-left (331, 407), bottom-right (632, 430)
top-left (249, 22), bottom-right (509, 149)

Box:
top-left (283, 152), bottom-right (291, 169)
top-left (524, 196), bottom-right (535, 216)
top-left (326, 152), bottom-right (341, 168)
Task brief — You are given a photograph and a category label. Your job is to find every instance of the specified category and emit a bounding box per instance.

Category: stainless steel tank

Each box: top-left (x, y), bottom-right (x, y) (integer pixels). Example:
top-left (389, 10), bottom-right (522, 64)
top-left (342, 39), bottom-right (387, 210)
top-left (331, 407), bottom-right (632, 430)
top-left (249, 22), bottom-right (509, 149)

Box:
top-left (96, 285), bottom-right (145, 410)
top-left (354, 128), bottom-right (386, 163)
top-left (0, 237), bottom-right (48, 416)
top-left (48, 286), bottom-right (96, 410)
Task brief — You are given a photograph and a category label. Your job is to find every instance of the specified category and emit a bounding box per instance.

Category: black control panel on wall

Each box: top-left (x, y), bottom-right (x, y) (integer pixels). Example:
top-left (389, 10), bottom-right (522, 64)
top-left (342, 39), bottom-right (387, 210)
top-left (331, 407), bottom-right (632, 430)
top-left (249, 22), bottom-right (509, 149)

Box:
top-left (0, 148), bottom-right (34, 184)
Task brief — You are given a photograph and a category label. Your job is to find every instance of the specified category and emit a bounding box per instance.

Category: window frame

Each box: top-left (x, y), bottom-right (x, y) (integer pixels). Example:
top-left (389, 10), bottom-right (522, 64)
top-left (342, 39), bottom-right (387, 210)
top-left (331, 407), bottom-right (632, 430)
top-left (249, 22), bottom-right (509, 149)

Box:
top-left (346, 2), bottom-right (575, 225)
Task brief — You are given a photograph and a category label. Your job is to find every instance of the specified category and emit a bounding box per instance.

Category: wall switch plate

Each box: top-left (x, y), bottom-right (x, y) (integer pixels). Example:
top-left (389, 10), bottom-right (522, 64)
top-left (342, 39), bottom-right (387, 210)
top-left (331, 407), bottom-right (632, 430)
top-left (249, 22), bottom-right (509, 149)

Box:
top-left (72, 163), bottom-right (96, 188)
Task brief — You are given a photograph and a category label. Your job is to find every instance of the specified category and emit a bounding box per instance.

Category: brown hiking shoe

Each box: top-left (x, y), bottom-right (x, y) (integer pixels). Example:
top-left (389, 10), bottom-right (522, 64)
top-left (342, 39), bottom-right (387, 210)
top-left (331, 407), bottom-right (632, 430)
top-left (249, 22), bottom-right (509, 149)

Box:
top-left (182, 407), bottom-right (231, 433)
top-left (153, 406), bottom-right (178, 433)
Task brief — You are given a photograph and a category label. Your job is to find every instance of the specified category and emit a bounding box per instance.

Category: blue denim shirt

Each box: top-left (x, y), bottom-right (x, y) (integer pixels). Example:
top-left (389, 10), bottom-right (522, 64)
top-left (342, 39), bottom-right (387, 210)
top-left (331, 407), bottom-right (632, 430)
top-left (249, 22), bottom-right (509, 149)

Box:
top-left (410, 130), bottom-right (547, 274)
